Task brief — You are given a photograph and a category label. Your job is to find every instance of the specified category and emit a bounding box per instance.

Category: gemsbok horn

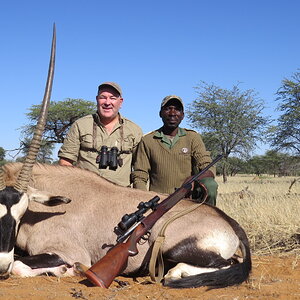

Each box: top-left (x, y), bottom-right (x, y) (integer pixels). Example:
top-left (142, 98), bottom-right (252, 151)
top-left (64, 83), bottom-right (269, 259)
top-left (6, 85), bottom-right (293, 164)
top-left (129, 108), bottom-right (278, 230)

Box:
top-left (11, 24), bottom-right (56, 193)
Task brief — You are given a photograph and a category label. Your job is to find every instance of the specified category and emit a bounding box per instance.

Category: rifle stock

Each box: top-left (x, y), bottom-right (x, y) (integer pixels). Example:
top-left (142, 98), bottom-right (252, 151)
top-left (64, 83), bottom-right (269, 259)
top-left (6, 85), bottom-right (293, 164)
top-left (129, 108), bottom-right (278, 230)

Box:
top-left (85, 238), bottom-right (137, 288)
top-left (85, 154), bottom-right (223, 288)
top-left (86, 223), bottom-right (148, 288)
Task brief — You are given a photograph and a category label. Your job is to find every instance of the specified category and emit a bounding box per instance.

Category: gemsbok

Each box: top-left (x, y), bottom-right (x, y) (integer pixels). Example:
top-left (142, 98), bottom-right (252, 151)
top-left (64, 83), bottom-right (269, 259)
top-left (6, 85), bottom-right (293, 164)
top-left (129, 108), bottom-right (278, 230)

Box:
top-left (0, 25), bottom-right (251, 289)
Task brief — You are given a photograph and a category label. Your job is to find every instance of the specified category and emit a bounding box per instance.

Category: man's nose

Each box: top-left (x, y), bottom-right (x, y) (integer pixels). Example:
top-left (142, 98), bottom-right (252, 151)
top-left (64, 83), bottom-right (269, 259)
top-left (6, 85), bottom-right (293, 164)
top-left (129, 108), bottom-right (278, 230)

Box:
top-left (103, 98), bottom-right (112, 104)
top-left (168, 108), bottom-right (177, 114)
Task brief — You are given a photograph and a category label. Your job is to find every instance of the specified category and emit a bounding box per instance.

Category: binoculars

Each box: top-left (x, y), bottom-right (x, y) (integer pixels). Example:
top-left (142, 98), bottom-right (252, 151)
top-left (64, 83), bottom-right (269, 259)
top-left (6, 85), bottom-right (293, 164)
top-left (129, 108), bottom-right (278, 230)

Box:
top-left (96, 146), bottom-right (121, 170)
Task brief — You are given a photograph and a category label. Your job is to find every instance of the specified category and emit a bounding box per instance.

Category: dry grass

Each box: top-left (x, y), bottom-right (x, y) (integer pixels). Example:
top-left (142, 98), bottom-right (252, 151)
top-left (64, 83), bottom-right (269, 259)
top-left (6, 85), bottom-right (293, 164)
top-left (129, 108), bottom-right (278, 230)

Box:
top-left (216, 175), bottom-right (300, 255)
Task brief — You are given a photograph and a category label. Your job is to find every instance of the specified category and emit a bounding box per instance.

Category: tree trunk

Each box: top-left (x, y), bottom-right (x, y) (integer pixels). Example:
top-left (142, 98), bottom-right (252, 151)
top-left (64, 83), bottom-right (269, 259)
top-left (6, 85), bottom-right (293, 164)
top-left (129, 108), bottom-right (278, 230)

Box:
top-left (222, 162), bottom-right (228, 183)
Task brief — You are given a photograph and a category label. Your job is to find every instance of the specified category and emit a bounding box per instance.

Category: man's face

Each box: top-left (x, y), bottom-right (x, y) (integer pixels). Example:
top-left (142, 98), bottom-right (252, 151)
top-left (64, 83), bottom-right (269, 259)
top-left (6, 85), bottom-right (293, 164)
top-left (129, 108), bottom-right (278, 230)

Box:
top-left (96, 86), bottom-right (123, 123)
top-left (160, 99), bottom-right (184, 129)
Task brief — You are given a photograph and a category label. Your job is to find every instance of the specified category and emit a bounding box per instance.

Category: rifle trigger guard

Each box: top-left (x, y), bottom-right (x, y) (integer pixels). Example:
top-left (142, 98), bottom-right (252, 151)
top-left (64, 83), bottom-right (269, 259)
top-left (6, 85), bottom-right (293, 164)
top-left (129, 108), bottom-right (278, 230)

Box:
top-left (139, 231), bottom-right (151, 244)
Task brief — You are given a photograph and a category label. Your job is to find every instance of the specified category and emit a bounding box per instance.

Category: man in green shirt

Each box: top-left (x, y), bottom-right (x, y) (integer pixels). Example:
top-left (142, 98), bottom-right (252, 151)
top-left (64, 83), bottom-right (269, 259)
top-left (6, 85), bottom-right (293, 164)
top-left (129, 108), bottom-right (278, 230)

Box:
top-left (58, 82), bottom-right (143, 187)
top-left (132, 95), bottom-right (218, 205)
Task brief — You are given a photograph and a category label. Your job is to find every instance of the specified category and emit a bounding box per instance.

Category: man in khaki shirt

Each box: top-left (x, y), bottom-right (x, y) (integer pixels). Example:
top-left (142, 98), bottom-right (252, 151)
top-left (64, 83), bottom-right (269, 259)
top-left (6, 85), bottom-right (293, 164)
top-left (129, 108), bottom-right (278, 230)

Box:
top-left (132, 95), bottom-right (218, 205)
top-left (58, 82), bottom-right (143, 187)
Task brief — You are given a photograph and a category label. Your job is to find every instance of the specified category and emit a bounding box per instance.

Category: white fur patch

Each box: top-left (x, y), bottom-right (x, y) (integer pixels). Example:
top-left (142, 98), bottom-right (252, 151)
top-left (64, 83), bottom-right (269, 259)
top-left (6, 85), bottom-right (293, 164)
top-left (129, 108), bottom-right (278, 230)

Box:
top-left (27, 186), bottom-right (53, 204)
top-left (164, 262), bottom-right (230, 283)
top-left (0, 249), bottom-right (14, 274)
top-left (198, 233), bottom-right (239, 259)
top-left (11, 193), bottom-right (29, 222)
top-left (12, 260), bottom-right (77, 277)
top-left (0, 204), bottom-right (7, 218)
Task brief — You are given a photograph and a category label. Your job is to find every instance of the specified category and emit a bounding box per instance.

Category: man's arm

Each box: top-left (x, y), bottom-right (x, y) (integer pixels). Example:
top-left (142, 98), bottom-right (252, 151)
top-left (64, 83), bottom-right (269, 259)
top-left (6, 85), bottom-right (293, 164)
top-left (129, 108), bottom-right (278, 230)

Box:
top-left (190, 131), bottom-right (218, 205)
top-left (131, 138), bottom-right (150, 191)
top-left (58, 122), bottom-right (81, 164)
top-left (131, 124), bottom-right (143, 162)
top-left (58, 157), bottom-right (74, 166)
top-left (190, 131), bottom-right (215, 174)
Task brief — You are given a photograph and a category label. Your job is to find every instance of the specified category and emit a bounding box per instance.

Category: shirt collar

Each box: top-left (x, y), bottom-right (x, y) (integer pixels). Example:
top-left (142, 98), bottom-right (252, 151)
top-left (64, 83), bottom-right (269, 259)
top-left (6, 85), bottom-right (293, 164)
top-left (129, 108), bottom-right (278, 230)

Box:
top-left (154, 127), bottom-right (186, 138)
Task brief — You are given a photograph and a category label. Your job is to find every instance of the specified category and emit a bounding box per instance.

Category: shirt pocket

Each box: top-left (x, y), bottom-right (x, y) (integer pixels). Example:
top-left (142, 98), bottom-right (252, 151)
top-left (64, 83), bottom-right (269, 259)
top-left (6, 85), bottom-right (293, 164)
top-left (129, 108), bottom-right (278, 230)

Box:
top-left (178, 147), bottom-right (192, 164)
top-left (121, 136), bottom-right (135, 153)
top-left (80, 133), bottom-right (94, 149)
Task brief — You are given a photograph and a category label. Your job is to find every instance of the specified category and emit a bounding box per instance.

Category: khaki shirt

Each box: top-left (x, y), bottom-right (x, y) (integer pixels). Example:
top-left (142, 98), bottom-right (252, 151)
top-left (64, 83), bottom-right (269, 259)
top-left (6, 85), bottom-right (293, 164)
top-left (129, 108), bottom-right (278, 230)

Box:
top-left (132, 128), bottom-right (213, 194)
top-left (58, 113), bottom-right (143, 186)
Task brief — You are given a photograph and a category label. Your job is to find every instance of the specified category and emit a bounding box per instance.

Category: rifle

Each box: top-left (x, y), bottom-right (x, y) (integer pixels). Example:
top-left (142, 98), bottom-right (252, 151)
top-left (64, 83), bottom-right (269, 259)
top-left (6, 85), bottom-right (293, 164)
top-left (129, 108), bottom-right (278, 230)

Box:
top-left (85, 154), bottom-right (223, 288)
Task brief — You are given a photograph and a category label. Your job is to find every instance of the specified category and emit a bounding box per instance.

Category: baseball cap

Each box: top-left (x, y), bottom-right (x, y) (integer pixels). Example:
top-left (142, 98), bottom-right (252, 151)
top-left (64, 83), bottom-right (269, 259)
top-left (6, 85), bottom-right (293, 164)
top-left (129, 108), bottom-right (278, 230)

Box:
top-left (98, 82), bottom-right (122, 96)
top-left (161, 95), bottom-right (184, 110)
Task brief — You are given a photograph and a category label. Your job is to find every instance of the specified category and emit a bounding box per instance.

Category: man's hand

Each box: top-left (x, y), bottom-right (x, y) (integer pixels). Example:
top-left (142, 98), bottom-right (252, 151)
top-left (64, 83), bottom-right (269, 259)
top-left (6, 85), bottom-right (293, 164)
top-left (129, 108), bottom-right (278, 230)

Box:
top-left (58, 157), bottom-right (74, 166)
top-left (183, 169), bottom-right (213, 198)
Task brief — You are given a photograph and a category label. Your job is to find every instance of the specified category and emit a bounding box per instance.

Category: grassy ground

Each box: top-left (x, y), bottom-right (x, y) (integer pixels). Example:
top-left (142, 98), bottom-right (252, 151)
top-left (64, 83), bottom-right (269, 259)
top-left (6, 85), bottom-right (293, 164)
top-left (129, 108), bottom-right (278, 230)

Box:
top-left (216, 174), bottom-right (300, 255)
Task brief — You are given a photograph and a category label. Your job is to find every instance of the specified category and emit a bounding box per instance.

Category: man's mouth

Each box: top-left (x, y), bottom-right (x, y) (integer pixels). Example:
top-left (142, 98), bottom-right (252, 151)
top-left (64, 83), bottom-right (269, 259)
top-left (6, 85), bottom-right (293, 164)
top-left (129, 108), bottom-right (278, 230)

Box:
top-left (168, 118), bottom-right (177, 123)
top-left (102, 106), bottom-right (112, 111)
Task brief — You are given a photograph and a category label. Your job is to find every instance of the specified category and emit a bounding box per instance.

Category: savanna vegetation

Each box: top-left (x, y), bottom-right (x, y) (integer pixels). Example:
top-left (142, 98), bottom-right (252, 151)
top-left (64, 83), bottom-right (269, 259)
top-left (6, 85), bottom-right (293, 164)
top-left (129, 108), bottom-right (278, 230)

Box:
top-left (1, 174), bottom-right (299, 300)
top-left (216, 174), bottom-right (300, 255)
top-left (2, 70), bottom-right (300, 170)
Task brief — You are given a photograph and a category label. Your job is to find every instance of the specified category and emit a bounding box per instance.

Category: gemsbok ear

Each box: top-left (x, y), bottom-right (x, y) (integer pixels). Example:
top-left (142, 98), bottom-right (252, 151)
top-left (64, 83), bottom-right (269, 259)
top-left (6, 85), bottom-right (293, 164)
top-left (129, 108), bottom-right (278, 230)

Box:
top-left (27, 186), bottom-right (71, 206)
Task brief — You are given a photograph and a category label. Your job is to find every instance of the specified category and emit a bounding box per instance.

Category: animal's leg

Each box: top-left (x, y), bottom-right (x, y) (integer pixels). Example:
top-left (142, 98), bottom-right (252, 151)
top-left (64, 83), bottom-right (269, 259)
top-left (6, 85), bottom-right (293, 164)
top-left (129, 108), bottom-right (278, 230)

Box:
top-left (163, 248), bottom-right (232, 284)
top-left (72, 262), bottom-right (89, 276)
top-left (12, 253), bottom-right (79, 277)
top-left (164, 262), bottom-right (230, 284)
top-left (162, 237), bottom-right (236, 288)
top-left (161, 236), bottom-right (251, 288)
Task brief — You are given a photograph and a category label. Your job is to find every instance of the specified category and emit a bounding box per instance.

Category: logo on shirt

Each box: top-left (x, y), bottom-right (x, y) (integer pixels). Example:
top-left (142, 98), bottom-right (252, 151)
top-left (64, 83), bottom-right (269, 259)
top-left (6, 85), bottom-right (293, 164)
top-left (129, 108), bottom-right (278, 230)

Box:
top-left (181, 147), bottom-right (189, 154)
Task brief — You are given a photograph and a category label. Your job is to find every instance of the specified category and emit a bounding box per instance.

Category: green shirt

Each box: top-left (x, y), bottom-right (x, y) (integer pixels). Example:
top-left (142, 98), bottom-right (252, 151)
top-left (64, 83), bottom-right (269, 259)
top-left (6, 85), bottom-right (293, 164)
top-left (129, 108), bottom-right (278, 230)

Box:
top-left (132, 128), bottom-right (213, 194)
top-left (154, 127), bottom-right (186, 149)
top-left (58, 113), bottom-right (143, 186)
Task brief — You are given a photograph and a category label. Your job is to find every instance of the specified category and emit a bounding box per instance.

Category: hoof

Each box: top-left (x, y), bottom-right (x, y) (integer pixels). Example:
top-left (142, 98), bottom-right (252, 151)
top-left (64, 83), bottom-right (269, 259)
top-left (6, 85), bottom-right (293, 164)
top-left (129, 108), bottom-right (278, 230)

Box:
top-left (73, 262), bottom-right (88, 277)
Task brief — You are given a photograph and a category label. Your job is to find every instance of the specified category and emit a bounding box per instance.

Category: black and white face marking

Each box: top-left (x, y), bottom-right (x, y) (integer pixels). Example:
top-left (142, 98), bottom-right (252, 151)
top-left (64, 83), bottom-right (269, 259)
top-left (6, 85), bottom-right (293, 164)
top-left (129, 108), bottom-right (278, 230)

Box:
top-left (0, 187), bottom-right (29, 277)
top-left (11, 193), bottom-right (29, 226)
top-left (0, 204), bottom-right (7, 219)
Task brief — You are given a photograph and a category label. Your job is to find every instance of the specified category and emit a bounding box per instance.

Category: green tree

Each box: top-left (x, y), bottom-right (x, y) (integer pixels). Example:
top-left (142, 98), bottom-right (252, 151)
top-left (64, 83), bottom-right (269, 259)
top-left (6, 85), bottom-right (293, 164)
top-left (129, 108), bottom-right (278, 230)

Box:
top-left (24, 98), bottom-right (96, 143)
top-left (19, 138), bottom-right (55, 163)
top-left (270, 71), bottom-right (300, 154)
top-left (187, 82), bottom-right (269, 182)
top-left (226, 156), bottom-right (247, 176)
top-left (244, 151), bottom-right (300, 177)
top-left (0, 147), bottom-right (5, 161)
top-left (21, 98), bottom-right (96, 160)
top-left (0, 147), bottom-right (6, 166)
top-left (262, 150), bottom-right (288, 177)
top-left (247, 155), bottom-right (266, 176)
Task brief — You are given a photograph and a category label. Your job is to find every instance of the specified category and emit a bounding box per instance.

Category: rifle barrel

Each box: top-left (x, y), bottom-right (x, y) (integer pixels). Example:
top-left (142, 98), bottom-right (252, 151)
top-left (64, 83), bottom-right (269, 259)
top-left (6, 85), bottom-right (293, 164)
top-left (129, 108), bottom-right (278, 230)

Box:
top-left (184, 154), bottom-right (223, 187)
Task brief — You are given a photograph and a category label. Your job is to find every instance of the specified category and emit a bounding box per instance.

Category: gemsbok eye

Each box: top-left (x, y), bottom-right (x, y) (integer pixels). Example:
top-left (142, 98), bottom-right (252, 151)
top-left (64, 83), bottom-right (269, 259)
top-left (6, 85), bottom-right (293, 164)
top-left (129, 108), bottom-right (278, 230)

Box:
top-left (10, 195), bottom-right (29, 222)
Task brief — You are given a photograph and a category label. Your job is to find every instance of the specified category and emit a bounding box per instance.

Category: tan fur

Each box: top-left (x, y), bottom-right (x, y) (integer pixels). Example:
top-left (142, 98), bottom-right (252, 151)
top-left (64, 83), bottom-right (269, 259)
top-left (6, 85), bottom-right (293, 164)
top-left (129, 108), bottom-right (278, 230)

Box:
top-left (3, 163), bottom-right (243, 274)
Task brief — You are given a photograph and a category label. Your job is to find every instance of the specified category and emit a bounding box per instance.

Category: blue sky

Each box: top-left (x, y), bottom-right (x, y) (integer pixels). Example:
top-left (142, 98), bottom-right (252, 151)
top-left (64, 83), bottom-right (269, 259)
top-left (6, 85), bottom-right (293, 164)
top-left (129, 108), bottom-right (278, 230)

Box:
top-left (1, 0), bottom-right (299, 159)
